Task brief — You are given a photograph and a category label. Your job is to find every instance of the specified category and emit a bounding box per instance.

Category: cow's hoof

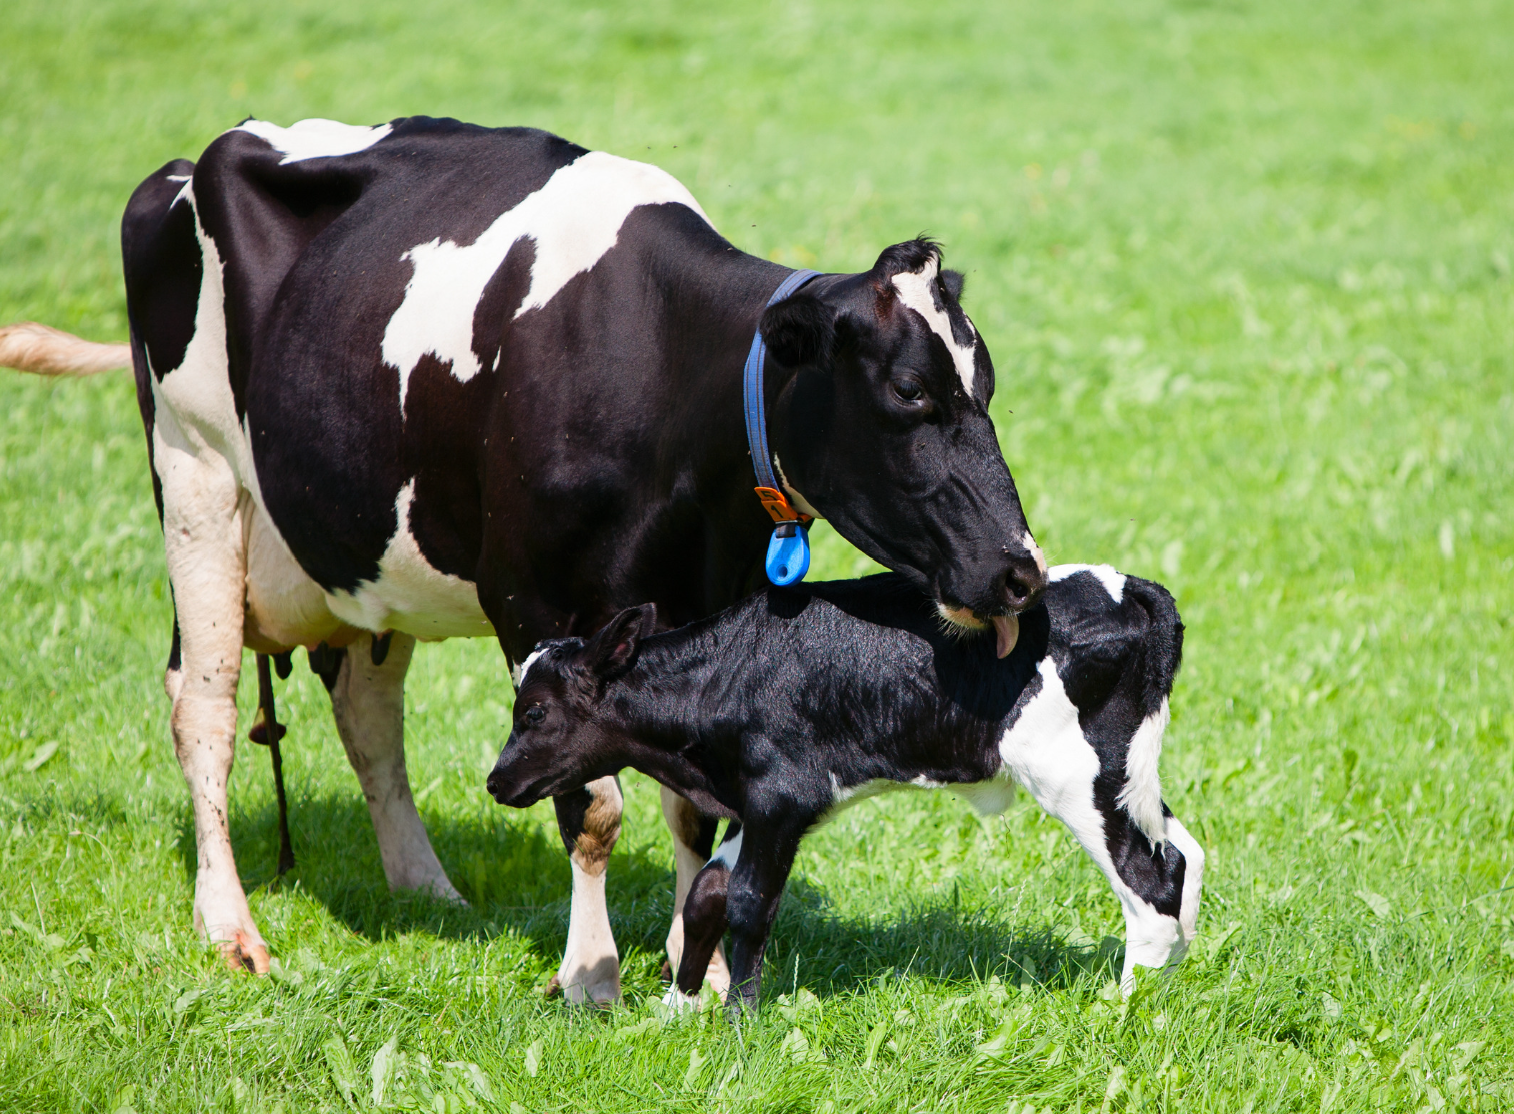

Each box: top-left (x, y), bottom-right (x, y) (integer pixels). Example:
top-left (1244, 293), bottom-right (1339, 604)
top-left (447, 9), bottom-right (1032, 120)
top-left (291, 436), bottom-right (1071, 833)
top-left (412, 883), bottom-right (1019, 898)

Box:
top-left (556, 973), bottom-right (620, 1007)
top-left (218, 935), bottom-right (270, 975)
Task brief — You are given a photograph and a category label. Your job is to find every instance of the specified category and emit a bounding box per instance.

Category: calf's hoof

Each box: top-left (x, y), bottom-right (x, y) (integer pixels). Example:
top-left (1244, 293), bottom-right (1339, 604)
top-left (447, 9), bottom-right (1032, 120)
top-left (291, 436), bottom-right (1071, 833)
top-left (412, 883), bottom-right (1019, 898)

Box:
top-left (660, 985), bottom-right (700, 1014)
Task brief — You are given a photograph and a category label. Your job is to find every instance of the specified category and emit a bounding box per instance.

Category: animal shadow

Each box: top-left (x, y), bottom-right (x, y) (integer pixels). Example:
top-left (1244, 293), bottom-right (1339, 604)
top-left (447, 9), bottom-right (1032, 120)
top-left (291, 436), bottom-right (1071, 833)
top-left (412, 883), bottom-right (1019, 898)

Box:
top-left (180, 797), bottom-right (1119, 996)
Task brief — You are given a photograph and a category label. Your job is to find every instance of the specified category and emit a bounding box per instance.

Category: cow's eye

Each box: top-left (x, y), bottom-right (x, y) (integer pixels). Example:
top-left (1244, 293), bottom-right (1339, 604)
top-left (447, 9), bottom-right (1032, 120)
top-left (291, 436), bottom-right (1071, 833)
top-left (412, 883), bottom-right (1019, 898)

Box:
top-left (524, 705), bottom-right (546, 725)
top-left (892, 379), bottom-right (925, 403)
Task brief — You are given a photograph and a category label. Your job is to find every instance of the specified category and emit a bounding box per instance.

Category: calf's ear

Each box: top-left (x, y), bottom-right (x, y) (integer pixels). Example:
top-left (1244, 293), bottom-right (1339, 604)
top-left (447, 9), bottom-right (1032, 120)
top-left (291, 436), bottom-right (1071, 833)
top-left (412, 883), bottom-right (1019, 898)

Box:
top-left (587, 604), bottom-right (658, 680)
top-left (761, 293), bottom-right (836, 368)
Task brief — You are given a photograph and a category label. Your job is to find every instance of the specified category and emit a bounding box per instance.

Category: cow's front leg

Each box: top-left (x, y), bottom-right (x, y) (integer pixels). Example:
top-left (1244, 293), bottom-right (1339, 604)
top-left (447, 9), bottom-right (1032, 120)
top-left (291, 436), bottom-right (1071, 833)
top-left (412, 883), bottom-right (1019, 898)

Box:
top-left (660, 785), bottom-right (731, 997)
top-left (551, 776), bottom-right (623, 1005)
top-left (159, 456), bottom-right (266, 972)
top-left (722, 825), bottom-right (801, 1016)
top-left (329, 632), bottom-right (461, 899)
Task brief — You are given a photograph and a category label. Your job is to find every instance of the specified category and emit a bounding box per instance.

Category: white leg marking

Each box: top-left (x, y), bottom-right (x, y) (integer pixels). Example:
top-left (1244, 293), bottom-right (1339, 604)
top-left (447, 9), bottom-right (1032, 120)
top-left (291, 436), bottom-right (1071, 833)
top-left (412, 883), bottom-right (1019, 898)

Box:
top-left (1117, 698), bottom-right (1169, 847)
top-left (890, 255), bottom-right (979, 398)
top-left (156, 440), bottom-right (265, 971)
top-left (557, 775), bottom-right (624, 1005)
top-left (329, 632), bottom-right (462, 899)
top-left (383, 150), bottom-right (714, 411)
top-left (559, 858), bottom-right (621, 1005)
top-left (233, 118), bottom-right (394, 164)
top-left (1047, 563), bottom-right (1127, 603)
top-left (1164, 815), bottom-right (1205, 953)
top-left (660, 787), bottom-right (730, 998)
top-left (999, 659), bottom-right (1186, 991)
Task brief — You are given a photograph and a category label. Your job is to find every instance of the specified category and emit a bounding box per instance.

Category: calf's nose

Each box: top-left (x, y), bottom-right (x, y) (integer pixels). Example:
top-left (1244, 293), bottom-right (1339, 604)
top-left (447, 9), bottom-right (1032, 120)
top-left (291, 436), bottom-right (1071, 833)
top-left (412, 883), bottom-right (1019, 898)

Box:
top-left (485, 765), bottom-right (506, 803)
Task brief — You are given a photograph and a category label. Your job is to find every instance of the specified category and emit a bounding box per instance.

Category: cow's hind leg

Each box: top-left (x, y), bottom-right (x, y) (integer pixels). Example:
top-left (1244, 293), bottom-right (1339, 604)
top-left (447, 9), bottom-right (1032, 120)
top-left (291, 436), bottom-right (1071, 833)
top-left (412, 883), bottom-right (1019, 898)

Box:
top-left (551, 776), bottom-right (623, 1005)
top-left (328, 632), bottom-right (461, 899)
top-left (660, 785), bottom-right (732, 997)
top-left (159, 457), bottom-right (266, 972)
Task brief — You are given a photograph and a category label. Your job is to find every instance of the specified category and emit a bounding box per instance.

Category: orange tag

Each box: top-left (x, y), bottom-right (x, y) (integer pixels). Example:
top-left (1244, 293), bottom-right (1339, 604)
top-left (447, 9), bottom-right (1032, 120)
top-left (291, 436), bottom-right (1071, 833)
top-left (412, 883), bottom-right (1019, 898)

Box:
top-left (754, 486), bottom-right (812, 526)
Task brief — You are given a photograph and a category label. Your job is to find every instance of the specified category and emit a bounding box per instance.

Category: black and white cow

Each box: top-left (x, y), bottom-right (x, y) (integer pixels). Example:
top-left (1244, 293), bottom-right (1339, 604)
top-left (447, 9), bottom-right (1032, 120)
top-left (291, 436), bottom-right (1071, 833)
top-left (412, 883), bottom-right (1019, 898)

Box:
top-left (487, 565), bottom-right (1205, 1013)
top-left (0, 116), bottom-right (1047, 1001)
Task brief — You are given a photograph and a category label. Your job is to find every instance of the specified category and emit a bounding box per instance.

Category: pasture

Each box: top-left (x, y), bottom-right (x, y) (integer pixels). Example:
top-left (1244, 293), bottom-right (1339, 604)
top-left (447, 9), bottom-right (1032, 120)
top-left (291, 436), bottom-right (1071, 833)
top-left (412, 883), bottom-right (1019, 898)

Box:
top-left (2, 0), bottom-right (1511, 1109)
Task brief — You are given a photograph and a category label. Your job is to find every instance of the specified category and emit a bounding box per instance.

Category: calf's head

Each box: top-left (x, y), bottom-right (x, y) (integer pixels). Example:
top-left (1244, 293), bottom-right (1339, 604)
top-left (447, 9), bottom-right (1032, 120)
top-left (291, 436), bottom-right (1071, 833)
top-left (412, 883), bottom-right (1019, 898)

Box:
top-left (486, 605), bottom-right (655, 809)
top-left (764, 240), bottom-right (1045, 642)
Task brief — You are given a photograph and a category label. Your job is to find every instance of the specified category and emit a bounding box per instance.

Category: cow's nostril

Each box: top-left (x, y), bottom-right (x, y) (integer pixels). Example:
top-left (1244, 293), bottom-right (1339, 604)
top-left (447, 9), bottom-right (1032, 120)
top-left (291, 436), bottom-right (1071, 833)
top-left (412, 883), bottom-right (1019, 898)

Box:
top-left (998, 559), bottom-right (1046, 612)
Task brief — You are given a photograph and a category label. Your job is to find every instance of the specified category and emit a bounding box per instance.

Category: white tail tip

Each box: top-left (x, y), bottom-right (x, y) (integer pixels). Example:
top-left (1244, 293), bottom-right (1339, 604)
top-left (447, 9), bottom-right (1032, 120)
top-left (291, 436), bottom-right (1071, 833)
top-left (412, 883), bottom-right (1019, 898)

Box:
top-left (0, 322), bottom-right (131, 376)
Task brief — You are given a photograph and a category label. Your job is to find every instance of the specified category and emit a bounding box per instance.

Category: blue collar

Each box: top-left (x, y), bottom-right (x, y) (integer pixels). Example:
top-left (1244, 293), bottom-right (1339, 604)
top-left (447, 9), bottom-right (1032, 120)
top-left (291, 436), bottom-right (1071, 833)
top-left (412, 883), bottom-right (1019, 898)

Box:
top-left (743, 268), bottom-right (821, 585)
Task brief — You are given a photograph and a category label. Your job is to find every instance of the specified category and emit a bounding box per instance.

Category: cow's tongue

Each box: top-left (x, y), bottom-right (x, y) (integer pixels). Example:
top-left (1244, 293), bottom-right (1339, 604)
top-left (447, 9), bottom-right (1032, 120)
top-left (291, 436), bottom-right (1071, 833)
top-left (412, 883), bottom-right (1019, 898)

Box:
top-left (992, 613), bottom-right (1019, 659)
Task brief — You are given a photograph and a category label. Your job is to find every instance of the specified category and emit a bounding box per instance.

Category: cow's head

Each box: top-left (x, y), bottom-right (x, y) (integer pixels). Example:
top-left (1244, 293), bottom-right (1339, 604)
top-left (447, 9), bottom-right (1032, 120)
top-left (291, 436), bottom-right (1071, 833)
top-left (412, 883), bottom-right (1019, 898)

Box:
top-left (485, 606), bottom-right (656, 809)
top-left (764, 240), bottom-right (1046, 646)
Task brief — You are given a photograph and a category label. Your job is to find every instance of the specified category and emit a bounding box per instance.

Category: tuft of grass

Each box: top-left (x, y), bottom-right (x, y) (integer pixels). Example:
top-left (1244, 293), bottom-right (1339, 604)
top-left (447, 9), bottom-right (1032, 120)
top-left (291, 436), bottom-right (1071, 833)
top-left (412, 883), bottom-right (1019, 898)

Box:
top-left (3, 0), bottom-right (1512, 1110)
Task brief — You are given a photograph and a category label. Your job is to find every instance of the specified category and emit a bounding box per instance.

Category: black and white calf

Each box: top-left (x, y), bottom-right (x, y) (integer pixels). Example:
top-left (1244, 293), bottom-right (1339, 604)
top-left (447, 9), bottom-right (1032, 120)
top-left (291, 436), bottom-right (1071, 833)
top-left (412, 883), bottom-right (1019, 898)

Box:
top-left (487, 565), bottom-right (1204, 1012)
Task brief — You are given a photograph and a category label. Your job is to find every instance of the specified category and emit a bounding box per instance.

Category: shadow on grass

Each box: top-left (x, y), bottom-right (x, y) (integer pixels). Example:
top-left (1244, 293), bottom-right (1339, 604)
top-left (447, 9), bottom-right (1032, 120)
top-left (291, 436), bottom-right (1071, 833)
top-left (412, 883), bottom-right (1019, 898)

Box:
top-left (171, 792), bottom-right (1120, 998)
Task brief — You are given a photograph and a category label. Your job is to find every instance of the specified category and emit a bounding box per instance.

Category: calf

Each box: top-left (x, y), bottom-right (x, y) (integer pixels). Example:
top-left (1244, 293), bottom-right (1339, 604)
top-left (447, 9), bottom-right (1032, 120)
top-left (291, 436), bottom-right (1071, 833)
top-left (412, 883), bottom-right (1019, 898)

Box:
top-left (487, 565), bottom-right (1204, 1013)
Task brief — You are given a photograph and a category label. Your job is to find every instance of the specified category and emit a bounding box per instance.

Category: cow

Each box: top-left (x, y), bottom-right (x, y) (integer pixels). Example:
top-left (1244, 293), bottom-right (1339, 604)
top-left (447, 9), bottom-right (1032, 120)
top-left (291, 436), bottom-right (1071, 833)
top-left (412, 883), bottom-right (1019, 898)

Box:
top-left (0, 115), bottom-right (1047, 1003)
top-left (486, 565), bottom-right (1205, 1014)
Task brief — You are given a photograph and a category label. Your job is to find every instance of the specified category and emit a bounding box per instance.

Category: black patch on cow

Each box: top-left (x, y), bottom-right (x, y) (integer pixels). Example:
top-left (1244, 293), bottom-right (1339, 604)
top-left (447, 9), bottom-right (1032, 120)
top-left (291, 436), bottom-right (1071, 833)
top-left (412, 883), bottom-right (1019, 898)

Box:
top-left (122, 160), bottom-right (202, 381)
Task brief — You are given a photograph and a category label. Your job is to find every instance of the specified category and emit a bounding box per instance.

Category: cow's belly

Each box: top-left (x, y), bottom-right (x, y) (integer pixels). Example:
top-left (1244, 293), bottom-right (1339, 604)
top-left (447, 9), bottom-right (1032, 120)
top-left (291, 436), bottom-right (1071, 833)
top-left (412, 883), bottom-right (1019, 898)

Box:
top-left (244, 482), bottom-right (494, 649)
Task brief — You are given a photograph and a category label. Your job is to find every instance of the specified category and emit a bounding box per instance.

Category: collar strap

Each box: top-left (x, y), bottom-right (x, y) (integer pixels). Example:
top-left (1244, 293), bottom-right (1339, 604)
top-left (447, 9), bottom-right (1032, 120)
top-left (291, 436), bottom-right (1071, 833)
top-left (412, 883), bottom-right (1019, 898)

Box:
top-left (743, 269), bottom-right (821, 524)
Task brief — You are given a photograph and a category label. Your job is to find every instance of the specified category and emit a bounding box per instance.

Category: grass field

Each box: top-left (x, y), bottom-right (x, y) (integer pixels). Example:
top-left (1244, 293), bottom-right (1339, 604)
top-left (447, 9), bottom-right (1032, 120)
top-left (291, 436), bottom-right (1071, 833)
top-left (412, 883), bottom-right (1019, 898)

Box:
top-left (3, 0), bottom-right (1513, 1110)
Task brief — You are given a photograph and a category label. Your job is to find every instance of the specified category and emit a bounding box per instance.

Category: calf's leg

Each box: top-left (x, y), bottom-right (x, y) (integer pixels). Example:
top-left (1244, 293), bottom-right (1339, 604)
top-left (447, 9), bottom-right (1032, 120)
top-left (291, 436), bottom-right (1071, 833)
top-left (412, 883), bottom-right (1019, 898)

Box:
top-left (1000, 674), bottom-right (1204, 991)
top-left (328, 632), bottom-right (461, 898)
top-left (551, 776), bottom-right (624, 1004)
top-left (660, 785), bottom-right (731, 997)
top-left (722, 826), bottom-right (802, 1016)
top-left (663, 823), bottom-right (743, 1009)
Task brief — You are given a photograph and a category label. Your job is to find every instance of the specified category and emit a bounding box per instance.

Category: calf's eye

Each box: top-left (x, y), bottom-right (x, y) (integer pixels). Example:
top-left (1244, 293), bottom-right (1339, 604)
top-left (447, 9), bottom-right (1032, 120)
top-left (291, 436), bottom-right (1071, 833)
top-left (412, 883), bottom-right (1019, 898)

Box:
top-left (524, 705), bottom-right (546, 725)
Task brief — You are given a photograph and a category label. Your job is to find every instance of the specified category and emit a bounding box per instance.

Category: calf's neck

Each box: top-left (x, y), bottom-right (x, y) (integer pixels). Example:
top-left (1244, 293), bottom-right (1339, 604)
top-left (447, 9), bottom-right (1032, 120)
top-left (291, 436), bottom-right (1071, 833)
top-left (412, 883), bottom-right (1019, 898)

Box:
top-left (487, 566), bottom-right (1204, 1013)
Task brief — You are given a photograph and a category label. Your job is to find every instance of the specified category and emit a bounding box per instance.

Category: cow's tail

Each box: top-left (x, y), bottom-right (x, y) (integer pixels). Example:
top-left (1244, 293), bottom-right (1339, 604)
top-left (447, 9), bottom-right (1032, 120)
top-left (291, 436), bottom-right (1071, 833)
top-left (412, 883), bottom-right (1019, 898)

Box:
top-left (0, 322), bottom-right (131, 377)
top-left (1115, 576), bottom-right (1185, 847)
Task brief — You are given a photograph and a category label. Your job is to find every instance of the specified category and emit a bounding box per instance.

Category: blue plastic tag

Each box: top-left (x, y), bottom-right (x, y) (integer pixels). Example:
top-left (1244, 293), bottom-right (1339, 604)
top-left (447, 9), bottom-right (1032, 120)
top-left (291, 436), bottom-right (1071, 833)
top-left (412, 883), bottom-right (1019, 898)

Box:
top-left (765, 522), bottom-right (811, 586)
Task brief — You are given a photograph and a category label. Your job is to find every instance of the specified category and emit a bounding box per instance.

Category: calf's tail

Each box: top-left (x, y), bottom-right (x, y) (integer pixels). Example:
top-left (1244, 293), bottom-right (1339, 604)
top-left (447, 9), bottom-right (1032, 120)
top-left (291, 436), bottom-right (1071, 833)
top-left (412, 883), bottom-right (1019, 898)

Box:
top-left (0, 322), bottom-right (131, 376)
top-left (1115, 576), bottom-right (1185, 846)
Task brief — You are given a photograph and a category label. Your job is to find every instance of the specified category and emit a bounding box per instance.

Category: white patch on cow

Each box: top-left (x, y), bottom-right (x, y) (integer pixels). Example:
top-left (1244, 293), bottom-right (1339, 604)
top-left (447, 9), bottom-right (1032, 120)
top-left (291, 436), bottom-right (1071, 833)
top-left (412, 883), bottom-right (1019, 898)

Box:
top-left (890, 256), bottom-right (978, 398)
top-left (1164, 815), bottom-right (1205, 953)
top-left (382, 150), bottom-right (713, 412)
top-left (998, 658), bottom-right (1184, 990)
top-left (1023, 531), bottom-right (1047, 575)
top-left (708, 828), bottom-right (743, 870)
top-left (1116, 697), bottom-right (1168, 846)
top-left (166, 174), bottom-right (191, 181)
top-left (773, 454), bottom-right (822, 519)
top-left (1048, 562), bottom-right (1126, 603)
top-left (234, 117), bottom-right (393, 164)
top-left (327, 480), bottom-right (495, 639)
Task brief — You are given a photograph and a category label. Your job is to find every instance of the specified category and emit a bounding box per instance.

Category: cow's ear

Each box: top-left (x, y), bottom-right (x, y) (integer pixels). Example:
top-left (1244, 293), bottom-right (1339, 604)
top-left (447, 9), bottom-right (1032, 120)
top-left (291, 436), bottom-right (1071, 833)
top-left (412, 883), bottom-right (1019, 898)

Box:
top-left (761, 294), bottom-right (836, 368)
top-left (940, 268), bottom-right (966, 303)
top-left (586, 604), bottom-right (657, 680)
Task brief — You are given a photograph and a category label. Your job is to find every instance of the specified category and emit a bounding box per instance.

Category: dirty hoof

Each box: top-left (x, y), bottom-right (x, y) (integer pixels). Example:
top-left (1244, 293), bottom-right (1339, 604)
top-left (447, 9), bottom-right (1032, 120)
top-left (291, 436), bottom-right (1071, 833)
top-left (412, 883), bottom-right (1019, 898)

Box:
top-left (218, 936), bottom-right (271, 975)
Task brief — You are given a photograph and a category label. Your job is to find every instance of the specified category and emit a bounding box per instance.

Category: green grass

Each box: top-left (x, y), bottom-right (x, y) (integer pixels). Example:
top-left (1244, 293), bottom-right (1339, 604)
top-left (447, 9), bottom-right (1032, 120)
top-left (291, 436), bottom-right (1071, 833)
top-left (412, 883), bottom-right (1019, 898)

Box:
top-left (3, 0), bottom-right (1513, 1110)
